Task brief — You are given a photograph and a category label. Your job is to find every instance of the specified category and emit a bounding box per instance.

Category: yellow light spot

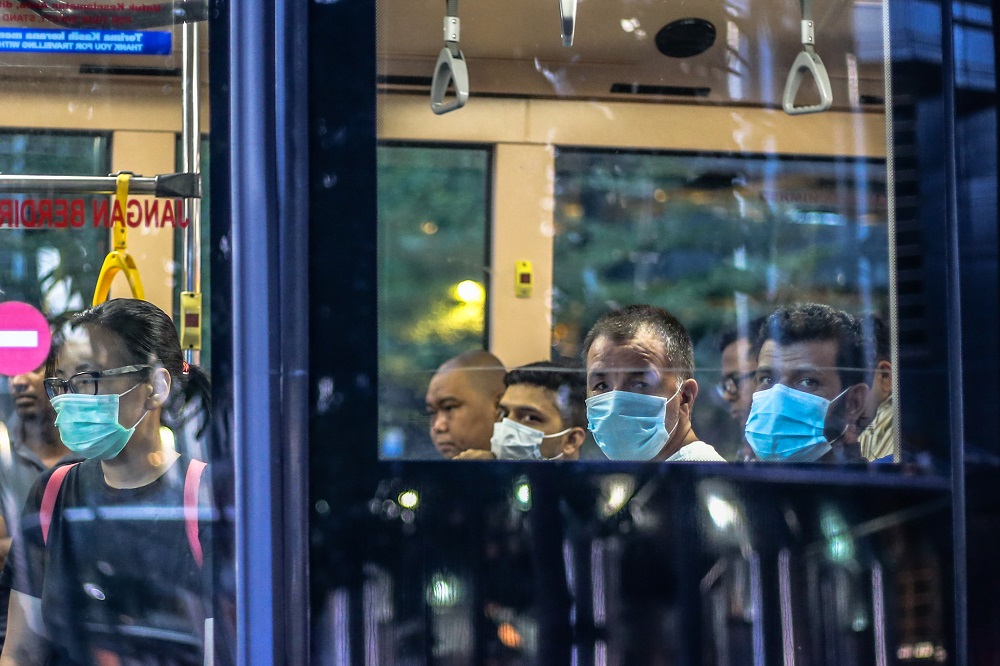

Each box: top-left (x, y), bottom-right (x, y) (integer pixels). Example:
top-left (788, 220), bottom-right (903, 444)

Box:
top-left (454, 280), bottom-right (485, 304)
top-left (562, 202), bottom-right (584, 219)
top-left (653, 188), bottom-right (668, 203)
top-left (398, 490), bottom-right (419, 509)
top-left (420, 221), bottom-right (439, 235)
top-left (158, 426), bottom-right (175, 453)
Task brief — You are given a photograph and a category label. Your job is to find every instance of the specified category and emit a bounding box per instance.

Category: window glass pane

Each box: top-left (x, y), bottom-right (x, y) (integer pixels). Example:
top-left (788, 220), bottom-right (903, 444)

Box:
top-left (0, 132), bottom-right (109, 312)
top-left (377, 144), bottom-right (490, 459)
top-left (375, 0), bottom-right (898, 467)
top-left (0, 7), bottom-right (225, 663)
top-left (552, 150), bottom-right (888, 459)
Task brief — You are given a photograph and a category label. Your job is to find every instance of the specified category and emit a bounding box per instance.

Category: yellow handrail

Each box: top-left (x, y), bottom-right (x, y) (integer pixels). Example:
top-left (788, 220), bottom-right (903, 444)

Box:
top-left (92, 172), bottom-right (146, 306)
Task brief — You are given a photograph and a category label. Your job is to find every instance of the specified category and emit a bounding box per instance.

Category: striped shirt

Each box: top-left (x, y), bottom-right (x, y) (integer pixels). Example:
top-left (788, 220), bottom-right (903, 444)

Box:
top-left (860, 396), bottom-right (893, 461)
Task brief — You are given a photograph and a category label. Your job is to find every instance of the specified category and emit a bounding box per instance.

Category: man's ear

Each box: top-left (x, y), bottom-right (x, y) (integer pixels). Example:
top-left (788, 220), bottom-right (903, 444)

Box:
top-left (561, 427), bottom-right (587, 457)
top-left (679, 378), bottom-right (699, 419)
top-left (844, 383), bottom-right (870, 421)
top-left (146, 367), bottom-right (171, 409)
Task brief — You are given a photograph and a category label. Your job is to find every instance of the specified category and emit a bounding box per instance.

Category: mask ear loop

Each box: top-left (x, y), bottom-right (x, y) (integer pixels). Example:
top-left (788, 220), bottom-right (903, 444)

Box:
top-left (117, 381), bottom-right (151, 430)
top-left (539, 427), bottom-right (574, 460)
top-left (823, 384), bottom-right (860, 447)
top-left (660, 381), bottom-right (687, 443)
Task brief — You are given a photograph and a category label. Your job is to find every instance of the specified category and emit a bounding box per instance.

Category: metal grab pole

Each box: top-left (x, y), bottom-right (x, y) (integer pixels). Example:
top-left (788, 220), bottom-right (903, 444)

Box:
top-left (182, 6), bottom-right (203, 364)
top-left (0, 175), bottom-right (162, 194)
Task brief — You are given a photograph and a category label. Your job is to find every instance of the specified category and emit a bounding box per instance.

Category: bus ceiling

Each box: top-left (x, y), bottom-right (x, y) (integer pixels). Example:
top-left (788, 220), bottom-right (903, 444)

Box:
top-left (380, 0), bottom-right (884, 110)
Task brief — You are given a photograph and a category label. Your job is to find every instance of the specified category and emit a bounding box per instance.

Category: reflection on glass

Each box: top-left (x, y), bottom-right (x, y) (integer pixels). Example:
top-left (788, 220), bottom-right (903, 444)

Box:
top-left (0, 132), bottom-right (110, 312)
top-left (0, 5), bottom-right (222, 661)
top-left (552, 151), bottom-right (888, 355)
top-left (377, 145), bottom-right (490, 459)
top-left (375, 0), bottom-right (897, 465)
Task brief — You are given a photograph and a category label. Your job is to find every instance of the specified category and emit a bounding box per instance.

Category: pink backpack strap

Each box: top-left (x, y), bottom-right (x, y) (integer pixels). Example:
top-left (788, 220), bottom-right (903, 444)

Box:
top-left (41, 463), bottom-right (80, 545)
top-left (184, 459), bottom-right (208, 568)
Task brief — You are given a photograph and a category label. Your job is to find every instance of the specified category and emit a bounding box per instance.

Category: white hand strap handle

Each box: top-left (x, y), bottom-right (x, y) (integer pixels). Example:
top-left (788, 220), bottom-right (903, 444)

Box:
top-left (559, 0), bottom-right (577, 47)
top-left (782, 0), bottom-right (833, 115)
top-left (430, 2), bottom-right (469, 114)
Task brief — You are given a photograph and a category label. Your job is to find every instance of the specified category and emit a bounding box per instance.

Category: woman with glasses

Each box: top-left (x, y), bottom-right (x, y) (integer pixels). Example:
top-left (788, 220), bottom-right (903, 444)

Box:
top-left (0, 298), bottom-right (213, 666)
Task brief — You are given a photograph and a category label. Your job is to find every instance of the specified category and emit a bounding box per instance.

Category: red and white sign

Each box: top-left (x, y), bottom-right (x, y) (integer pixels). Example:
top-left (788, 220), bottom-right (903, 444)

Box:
top-left (0, 301), bottom-right (51, 376)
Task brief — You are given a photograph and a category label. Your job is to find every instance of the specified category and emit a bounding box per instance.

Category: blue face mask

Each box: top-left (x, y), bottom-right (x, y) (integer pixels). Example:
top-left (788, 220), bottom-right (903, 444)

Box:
top-left (50, 384), bottom-right (147, 461)
top-left (585, 386), bottom-right (683, 461)
top-left (744, 383), bottom-right (850, 462)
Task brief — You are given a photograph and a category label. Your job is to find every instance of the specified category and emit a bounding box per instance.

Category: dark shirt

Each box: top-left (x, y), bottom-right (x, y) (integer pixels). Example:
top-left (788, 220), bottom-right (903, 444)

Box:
top-left (0, 456), bottom-right (211, 665)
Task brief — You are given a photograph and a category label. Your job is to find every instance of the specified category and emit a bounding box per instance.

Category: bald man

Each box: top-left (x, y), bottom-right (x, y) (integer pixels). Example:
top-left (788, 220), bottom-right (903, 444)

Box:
top-left (425, 350), bottom-right (506, 460)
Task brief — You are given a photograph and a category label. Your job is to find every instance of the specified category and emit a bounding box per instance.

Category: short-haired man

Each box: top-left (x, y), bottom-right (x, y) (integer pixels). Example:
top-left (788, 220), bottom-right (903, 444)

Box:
top-left (858, 313), bottom-right (894, 462)
top-left (0, 340), bottom-right (79, 649)
top-left (745, 303), bottom-right (870, 463)
top-left (716, 317), bottom-right (766, 462)
top-left (582, 304), bottom-right (725, 462)
top-left (490, 361), bottom-right (589, 461)
top-left (425, 350), bottom-right (506, 460)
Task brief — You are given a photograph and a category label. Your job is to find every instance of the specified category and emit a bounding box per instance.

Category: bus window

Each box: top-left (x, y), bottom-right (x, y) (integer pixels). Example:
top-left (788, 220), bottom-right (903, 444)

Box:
top-left (0, 4), bottom-right (227, 663)
top-left (377, 144), bottom-right (491, 459)
top-left (551, 150), bottom-right (888, 460)
top-left (376, 0), bottom-right (899, 466)
top-left (0, 131), bottom-right (110, 313)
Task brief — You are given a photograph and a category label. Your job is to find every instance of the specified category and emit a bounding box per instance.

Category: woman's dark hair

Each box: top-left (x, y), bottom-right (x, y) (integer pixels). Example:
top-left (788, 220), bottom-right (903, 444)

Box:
top-left (71, 299), bottom-right (211, 427)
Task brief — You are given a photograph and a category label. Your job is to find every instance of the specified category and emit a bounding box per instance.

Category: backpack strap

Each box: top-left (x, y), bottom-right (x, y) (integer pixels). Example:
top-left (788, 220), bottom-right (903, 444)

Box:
top-left (184, 459), bottom-right (208, 569)
top-left (41, 462), bottom-right (80, 545)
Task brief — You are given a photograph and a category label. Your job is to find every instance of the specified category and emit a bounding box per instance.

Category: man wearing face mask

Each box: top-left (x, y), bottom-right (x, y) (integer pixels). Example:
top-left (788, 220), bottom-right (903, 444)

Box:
top-left (490, 361), bottom-right (589, 461)
top-left (0, 338), bottom-right (79, 650)
top-left (744, 303), bottom-right (871, 463)
top-left (582, 304), bottom-right (725, 462)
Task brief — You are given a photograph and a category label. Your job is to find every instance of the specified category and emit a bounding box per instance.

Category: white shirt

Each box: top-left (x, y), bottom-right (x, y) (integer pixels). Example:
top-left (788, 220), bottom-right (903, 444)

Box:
top-left (666, 440), bottom-right (726, 462)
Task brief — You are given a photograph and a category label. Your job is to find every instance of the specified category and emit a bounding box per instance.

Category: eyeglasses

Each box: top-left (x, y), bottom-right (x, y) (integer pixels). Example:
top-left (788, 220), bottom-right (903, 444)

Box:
top-left (44, 365), bottom-right (151, 399)
top-left (714, 371), bottom-right (756, 400)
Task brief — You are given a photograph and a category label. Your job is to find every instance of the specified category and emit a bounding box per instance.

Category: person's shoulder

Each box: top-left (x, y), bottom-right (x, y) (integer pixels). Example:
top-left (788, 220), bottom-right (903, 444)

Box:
top-left (19, 460), bottom-right (84, 512)
top-left (668, 441), bottom-right (727, 462)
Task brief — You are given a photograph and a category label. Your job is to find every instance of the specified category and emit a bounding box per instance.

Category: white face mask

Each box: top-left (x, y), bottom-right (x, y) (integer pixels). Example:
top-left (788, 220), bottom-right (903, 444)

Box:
top-left (490, 418), bottom-right (571, 460)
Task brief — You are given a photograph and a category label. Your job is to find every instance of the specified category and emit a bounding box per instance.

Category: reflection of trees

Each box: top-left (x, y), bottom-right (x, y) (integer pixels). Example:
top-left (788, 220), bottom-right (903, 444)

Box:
top-left (0, 133), bottom-right (110, 315)
top-left (552, 152), bottom-right (890, 355)
top-left (377, 146), bottom-right (489, 374)
top-left (377, 146), bottom-right (490, 455)
top-left (3, 224), bottom-right (105, 313)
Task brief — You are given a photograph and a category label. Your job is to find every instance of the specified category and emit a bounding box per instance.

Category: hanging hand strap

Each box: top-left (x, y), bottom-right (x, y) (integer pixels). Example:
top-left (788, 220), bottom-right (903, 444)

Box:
top-left (559, 0), bottom-right (577, 47)
top-left (782, 0), bottom-right (833, 115)
top-left (92, 172), bottom-right (146, 306)
top-left (430, 0), bottom-right (469, 114)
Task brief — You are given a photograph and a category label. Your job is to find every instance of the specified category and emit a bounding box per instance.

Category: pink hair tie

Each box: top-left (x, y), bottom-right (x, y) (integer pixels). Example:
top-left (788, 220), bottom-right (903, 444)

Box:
top-left (182, 360), bottom-right (191, 375)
